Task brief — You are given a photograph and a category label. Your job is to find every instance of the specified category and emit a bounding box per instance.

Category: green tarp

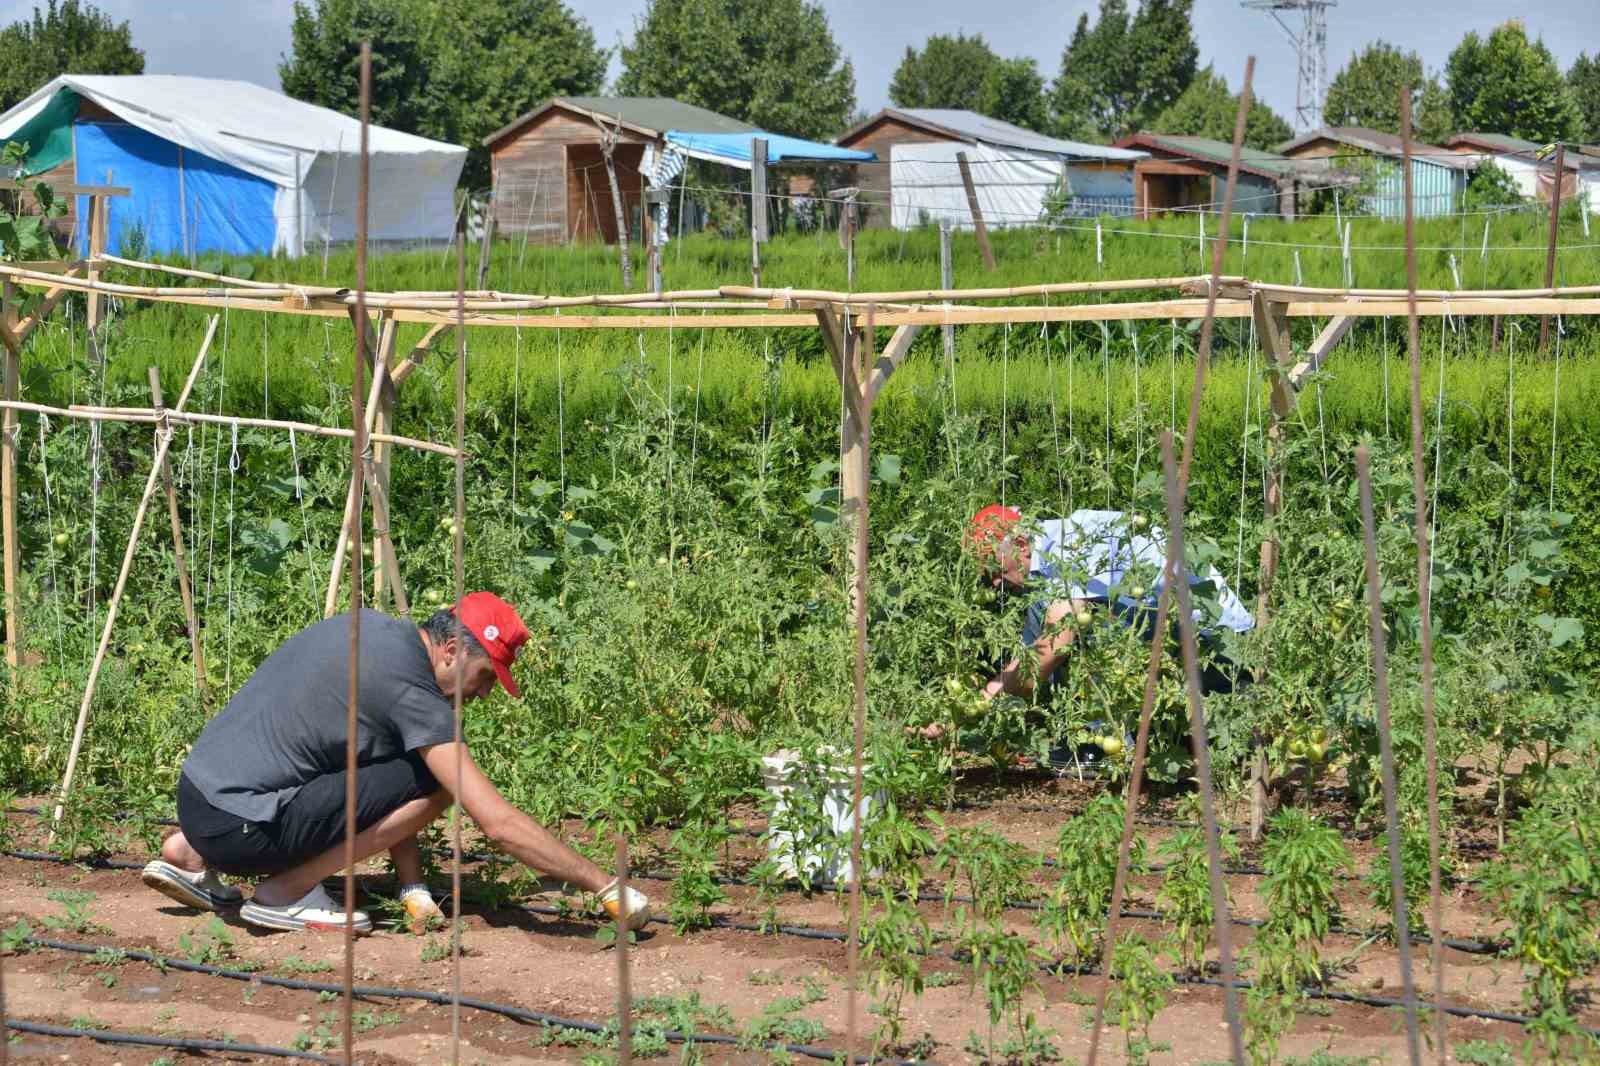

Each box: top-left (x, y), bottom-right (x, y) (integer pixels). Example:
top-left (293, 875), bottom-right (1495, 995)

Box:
top-left (4, 88), bottom-right (79, 176)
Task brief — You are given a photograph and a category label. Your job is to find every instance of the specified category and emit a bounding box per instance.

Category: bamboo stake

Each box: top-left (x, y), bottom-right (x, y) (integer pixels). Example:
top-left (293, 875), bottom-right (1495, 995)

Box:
top-left (46, 405), bottom-right (457, 459)
top-left (49, 317), bottom-right (219, 832)
top-left (844, 307), bottom-right (873, 1063)
top-left (615, 834), bottom-right (633, 1066)
top-left (325, 322), bottom-right (400, 616)
top-left (1399, 86), bottom-right (1448, 1066)
top-left (1540, 142), bottom-right (1566, 351)
top-left (1085, 55), bottom-right (1256, 1066)
top-left (342, 41), bottom-right (372, 1066)
top-left (1356, 444), bottom-right (1424, 1066)
top-left (147, 366), bottom-right (207, 696)
top-left (1, 279), bottom-right (17, 681)
top-left (449, 214), bottom-right (468, 1066)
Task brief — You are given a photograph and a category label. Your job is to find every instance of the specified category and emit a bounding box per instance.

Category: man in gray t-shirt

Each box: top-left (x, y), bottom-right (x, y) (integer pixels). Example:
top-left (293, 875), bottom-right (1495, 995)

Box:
top-left (142, 592), bottom-right (648, 935)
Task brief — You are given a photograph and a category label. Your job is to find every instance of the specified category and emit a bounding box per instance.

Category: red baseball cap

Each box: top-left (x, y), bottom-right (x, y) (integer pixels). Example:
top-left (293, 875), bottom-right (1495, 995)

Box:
top-left (450, 592), bottom-right (530, 697)
top-left (968, 504), bottom-right (1022, 549)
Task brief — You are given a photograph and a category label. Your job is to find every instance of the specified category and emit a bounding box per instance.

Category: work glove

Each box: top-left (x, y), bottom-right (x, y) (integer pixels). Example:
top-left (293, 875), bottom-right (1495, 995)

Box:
top-left (598, 878), bottom-right (651, 932)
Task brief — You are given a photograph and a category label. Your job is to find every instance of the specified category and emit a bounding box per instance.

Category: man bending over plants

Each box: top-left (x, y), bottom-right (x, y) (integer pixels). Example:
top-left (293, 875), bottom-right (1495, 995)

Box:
top-left (142, 592), bottom-right (648, 935)
top-left (961, 506), bottom-right (1254, 758)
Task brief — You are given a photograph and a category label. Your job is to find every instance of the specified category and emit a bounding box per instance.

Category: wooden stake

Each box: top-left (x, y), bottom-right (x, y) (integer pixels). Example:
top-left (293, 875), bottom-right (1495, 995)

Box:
top-left (615, 834), bottom-right (633, 1066)
top-left (147, 366), bottom-right (207, 696)
top-left (751, 138), bottom-right (768, 287)
top-left (596, 115), bottom-right (634, 290)
top-left (844, 307), bottom-right (872, 1065)
top-left (1540, 142), bottom-right (1566, 351)
top-left (1, 279), bottom-right (18, 681)
top-left (49, 317), bottom-right (219, 832)
top-left (956, 151), bottom-right (995, 271)
top-left (1253, 292), bottom-right (1294, 631)
top-left (1398, 85), bottom-right (1448, 1066)
top-left (1356, 444), bottom-right (1425, 1066)
top-left (1085, 56), bottom-right (1256, 1066)
top-left (342, 41), bottom-right (372, 1066)
top-left (476, 198), bottom-right (496, 291)
top-left (86, 194), bottom-right (105, 359)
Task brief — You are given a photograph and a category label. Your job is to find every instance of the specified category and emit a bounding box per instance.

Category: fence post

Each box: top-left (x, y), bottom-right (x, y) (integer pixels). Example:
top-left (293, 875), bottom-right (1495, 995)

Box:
top-left (1540, 142), bottom-right (1566, 351)
top-left (939, 219), bottom-right (954, 367)
top-left (751, 137), bottom-right (768, 287)
top-left (956, 150), bottom-right (996, 271)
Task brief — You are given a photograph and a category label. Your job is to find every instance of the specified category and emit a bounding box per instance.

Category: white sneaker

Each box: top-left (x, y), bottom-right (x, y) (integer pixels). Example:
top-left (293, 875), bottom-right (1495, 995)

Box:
top-left (142, 860), bottom-right (244, 911)
top-left (240, 884), bottom-right (371, 934)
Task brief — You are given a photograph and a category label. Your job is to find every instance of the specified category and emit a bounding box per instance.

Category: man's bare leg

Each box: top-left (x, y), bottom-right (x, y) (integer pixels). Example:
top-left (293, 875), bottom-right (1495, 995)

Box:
top-left (160, 831), bottom-right (207, 873)
top-left (250, 791), bottom-right (451, 906)
top-left (388, 832), bottom-right (426, 887)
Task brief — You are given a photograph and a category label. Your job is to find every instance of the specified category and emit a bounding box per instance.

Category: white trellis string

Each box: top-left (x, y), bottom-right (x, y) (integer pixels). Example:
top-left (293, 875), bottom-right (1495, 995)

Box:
top-left (555, 308), bottom-right (566, 505)
top-left (1130, 323), bottom-right (1142, 495)
top-left (261, 312), bottom-right (270, 417)
top-left (1428, 311), bottom-right (1450, 587)
top-left (510, 324), bottom-right (521, 537)
top-left (1506, 316), bottom-right (1516, 492)
top-left (1001, 323), bottom-right (1010, 509)
top-left (1101, 323), bottom-right (1111, 509)
top-left (1382, 317), bottom-right (1391, 438)
top-left (1549, 315), bottom-right (1563, 510)
top-left (1064, 324), bottom-right (1075, 510)
top-left (36, 418), bottom-right (67, 667)
top-left (87, 417), bottom-right (100, 668)
top-left (225, 419), bottom-right (240, 688)
top-left (205, 296), bottom-right (232, 624)
top-left (688, 318), bottom-right (707, 490)
top-left (1044, 318), bottom-right (1067, 521)
top-left (1234, 325), bottom-right (1257, 591)
top-left (1168, 318), bottom-right (1177, 434)
top-left (290, 428), bottom-right (317, 609)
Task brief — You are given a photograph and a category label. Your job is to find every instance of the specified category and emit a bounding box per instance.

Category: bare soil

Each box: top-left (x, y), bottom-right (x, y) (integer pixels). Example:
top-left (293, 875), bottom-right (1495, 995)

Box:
top-left (0, 775), bottom-right (1585, 1065)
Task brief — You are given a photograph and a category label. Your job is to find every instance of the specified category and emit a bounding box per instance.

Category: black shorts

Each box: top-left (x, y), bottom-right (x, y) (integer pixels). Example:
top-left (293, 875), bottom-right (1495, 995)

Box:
top-left (176, 752), bottom-right (440, 877)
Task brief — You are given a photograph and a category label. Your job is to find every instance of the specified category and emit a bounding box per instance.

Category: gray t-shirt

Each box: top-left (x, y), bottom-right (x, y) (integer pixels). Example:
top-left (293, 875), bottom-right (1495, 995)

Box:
top-left (183, 609), bottom-right (457, 823)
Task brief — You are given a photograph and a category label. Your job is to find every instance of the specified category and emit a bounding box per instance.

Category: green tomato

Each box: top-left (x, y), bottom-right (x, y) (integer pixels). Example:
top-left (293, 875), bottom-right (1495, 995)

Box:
top-left (1130, 585), bottom-right (1147, 599)
top-left (944, 676), bottom-right (966, 696)
top-left (1074, 609), bottom-right (1093, 627)
top-left (625, 579), bottom-right (639, 591)
top-left (656, 556), bottom-right (670, 567)
top-left (1129, 514), bottom-right (1148, 531)
top-left (972, 587), bottom-right (996, 606)
top-left (1289, 739), bottom-right (1307, 759)
top-left (1310, 727), bottom-right (1327, 745)
top-left (1307, 742), bottom-right (1327, 762)
top-left (1099, 735), bottom-right (1125, 757)
top-left (52, 531), bottom-right (69, 548)
top-left (447, 523), bottom-right (461, 538)
top-left (439, 515), bottom-right (454, 530)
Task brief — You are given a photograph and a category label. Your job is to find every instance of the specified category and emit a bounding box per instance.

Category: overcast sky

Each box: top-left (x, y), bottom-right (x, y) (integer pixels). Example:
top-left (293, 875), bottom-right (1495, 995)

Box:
top-left (2, 0), bottom-right (1593, 132)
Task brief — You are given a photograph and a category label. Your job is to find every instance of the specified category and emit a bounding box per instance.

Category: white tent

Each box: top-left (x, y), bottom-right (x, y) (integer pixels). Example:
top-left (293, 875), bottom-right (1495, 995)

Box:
top-left (0, 75), bottom-right (466, 257)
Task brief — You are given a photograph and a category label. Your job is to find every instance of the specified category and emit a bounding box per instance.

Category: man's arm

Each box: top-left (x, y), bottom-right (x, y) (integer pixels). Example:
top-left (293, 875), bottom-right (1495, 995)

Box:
top-left (984, 599), bottom-right (1085, 699)
top-left (420, 741), bottom-right (609, 893)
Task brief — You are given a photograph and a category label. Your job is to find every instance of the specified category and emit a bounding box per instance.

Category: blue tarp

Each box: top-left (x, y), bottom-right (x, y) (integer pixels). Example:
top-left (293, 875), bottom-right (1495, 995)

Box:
top-left (665, 130), bottom-right (874, 167)
top-left (74, 122), bottom-right (278, 256)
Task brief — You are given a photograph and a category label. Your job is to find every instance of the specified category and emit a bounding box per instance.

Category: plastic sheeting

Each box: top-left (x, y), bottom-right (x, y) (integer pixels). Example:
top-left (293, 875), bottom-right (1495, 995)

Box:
top-left (888, 141), bottom-right (1135, 230)
top-left (75, 122), bottom-right (277, 256)
top-left (7, 88), bottom-right (78, 176)
top-left (0, 76), bottom-right (466, 255)
top-left (664, 130), bottom-right (873, 171)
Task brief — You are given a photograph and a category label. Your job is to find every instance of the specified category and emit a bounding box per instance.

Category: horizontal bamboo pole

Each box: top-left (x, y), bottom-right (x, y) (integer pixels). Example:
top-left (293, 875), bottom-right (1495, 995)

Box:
top-left (0, 400), bottom-right (459, 458)
top-left (95, 253), bottom-right (296, 290)
top-left (721, 274), bottom-right (1233, 304)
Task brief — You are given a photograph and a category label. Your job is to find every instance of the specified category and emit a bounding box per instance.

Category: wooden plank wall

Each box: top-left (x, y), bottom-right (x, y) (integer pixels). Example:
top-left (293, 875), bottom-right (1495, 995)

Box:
top-left (488, 107), bottom-right (651, 245)
top-left (837, 117), bottom-right (952, 229)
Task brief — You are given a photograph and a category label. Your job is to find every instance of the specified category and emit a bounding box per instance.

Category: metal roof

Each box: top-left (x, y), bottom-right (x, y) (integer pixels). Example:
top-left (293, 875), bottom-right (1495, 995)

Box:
top-left (1277, 126), bottom-right (1478, 169)
top-left (484, 96), bottom-right (754, 146)
top-left (838, 108), bottom-right (1145, 162)
top-left (1443, 131), bottom-right (1543, 155)
top-left (1113, 133), bottom-right (1302, 179)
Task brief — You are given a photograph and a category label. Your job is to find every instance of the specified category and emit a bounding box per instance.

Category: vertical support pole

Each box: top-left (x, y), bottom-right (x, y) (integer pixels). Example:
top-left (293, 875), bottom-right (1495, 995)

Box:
top-left (475, 197), bottom-right (496, 291)
top-left (1398, 86), bottom-right (1447, 1066)
top-left (839, 194), bottom-right (856, 289)
top-left (1252, 292), bottom-right (1294, 628)
top-left (615, 834), bottom-right (633, 1066)
top-left (956, 150), bottom-right (996, 271)
top-left (1540, 142), bottom-right (1565, 351)
top-left (148, 367), bottom-right (207, 696)
top-left (751, 137), bottom-right (768, 287)
top-left (0, 281), bottom-right (17, 682)
top-left (598, 122), bottom-right (633, 290)
top-left (86, 193), bottom-right (105, 361)
top-left (341, 41), bottom-right (373, 1066)
top-left (939, 220), bottom-right (954, 368)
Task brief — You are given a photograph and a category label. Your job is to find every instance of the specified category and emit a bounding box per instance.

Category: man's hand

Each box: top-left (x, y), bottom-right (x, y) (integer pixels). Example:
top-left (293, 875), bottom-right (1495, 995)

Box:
top-left (599, 879), bottom-right (651, 931)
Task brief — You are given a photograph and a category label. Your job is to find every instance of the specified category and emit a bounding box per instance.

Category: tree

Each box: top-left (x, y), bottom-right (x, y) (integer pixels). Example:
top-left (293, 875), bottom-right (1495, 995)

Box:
top-left (1444, 20), bottom-right (1581, 144)
top-left (1323, 44), bottom-right (1452, 140)
top-left (0, 0), bottom-right (143, 112)
top-left (1568, 53), bottom-right (1600, 143)
top-left (888, 33), bottom-right (1000, 112)
top-left (279, 0), bottom-right (606, 188)
top-left (979, 58), bottom-right (1049, 133)
top-left (1150, 66), bottom-right (1291, 150)
top-left (618, 0), bottom-right (855, 141)
top-left (1051, 0), bottom-right (1197, 141)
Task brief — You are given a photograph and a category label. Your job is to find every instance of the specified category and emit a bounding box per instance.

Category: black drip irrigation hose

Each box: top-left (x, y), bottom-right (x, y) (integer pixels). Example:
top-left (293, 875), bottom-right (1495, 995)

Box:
top-left (3, 1017), bottom-right (336, 1062)
top-left (0, 846), bottom-right (1506, 956)
top-left (16, 934), bottom-right (923, 1066)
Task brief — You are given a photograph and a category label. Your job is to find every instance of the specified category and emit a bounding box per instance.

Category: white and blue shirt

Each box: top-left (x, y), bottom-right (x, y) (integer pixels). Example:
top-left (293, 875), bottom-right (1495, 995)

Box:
top-left (1022, 509), bottom-right (1255, 644)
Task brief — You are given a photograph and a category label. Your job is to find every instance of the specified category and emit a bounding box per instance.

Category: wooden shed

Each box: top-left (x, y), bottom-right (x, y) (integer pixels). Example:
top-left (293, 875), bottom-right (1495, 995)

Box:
top-left (482, 96), bottom-right (755, 245)
top-left (835, 108), bottom-right (1145, 228)
top-left (1277, 127), bottom-right (1475, 219)
top-left (1113, 133), bottom-right (1304, 219)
